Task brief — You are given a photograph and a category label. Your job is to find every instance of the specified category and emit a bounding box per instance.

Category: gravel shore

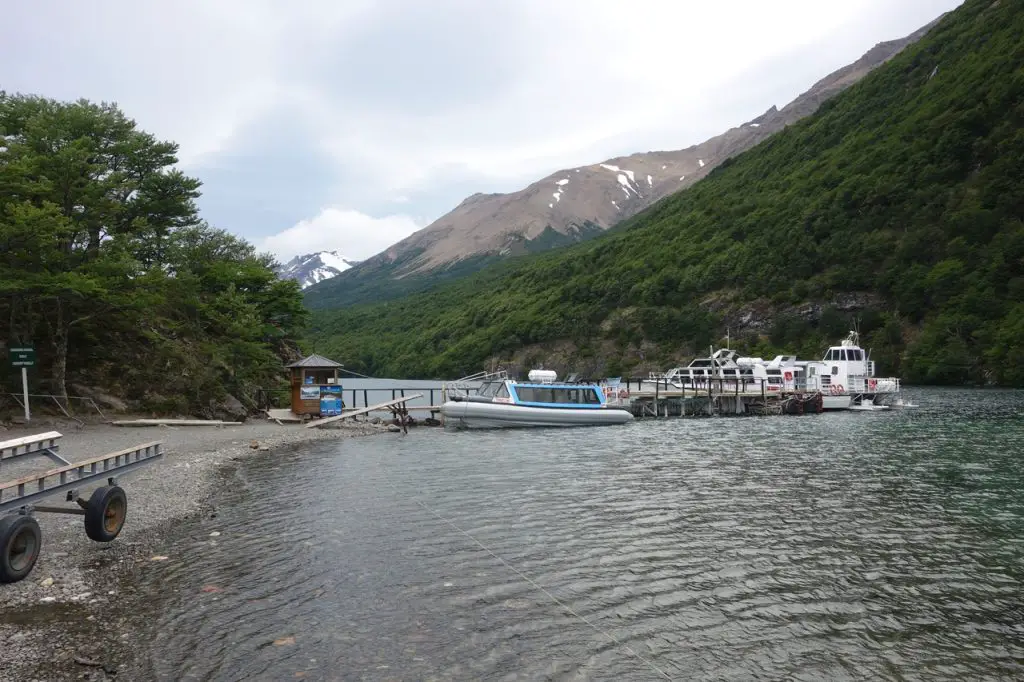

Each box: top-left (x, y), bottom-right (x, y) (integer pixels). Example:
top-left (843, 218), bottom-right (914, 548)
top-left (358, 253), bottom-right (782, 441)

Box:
top-left (0, 416), bottom-right (389, 681)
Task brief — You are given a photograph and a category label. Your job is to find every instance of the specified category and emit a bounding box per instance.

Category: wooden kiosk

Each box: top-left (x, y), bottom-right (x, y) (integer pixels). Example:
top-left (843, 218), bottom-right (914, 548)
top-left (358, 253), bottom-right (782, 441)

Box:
top-left (287, 354), bottom-right (344, 418)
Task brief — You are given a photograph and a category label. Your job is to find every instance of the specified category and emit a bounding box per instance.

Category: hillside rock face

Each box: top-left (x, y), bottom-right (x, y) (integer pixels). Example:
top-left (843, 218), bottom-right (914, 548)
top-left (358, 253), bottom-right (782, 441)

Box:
top-left (310, 17), bottom-right (941, 301)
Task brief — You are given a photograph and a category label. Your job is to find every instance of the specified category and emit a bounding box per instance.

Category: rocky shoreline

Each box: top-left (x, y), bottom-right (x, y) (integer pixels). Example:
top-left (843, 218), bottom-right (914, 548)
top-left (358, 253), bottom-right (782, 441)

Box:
top-left (0, 417), bottom-right (390, 681)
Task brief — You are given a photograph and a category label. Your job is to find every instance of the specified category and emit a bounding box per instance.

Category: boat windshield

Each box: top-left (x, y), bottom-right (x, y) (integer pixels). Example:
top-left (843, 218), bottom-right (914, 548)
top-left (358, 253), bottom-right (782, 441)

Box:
top-left (513, 385), bottom-right (602, 405)
top-left (477, 380), bottom-right (507, 397)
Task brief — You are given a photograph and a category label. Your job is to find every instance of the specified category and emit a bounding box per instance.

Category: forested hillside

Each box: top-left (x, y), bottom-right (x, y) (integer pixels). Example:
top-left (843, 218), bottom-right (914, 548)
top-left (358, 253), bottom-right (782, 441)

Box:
top-left (0, 94), bottom-right (307, 417)
top-left (308, 0), bottom-right (1024, 386)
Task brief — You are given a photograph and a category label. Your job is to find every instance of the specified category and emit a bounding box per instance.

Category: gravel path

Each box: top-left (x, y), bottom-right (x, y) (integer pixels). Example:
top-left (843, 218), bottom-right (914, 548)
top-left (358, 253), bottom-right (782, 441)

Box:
top-left (0, 416), bottom-right (390, 681)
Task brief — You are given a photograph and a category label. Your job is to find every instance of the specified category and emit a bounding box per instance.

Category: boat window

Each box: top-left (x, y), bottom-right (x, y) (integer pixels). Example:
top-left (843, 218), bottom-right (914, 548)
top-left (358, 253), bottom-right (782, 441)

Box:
top-left (496, 384), bottom-right (510, 399)
top-left (767, 369), bottom-right (781, 375)
top-left (514, 386), bottom-right (601, 404)
top-left (832, 366), bottom-right (839, 375)
top-left (853, 350), bottom-right (863, 360)
top-left (553, 388), bottom-right (578, 404)
top-left (808, 367), bottom-right (816, 377)
top-left (515, 387), bottom-right (548, 403)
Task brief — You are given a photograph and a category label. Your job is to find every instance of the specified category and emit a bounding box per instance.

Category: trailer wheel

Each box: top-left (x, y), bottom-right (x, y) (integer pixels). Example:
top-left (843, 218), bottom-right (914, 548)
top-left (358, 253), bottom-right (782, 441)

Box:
top-left (84, 485), bottom-right (128, 543)
top-left (0, 514), bottom-right (42, 584)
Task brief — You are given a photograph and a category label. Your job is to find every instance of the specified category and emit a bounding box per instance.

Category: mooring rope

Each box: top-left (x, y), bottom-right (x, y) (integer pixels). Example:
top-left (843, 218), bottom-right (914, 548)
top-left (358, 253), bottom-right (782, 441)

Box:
top-left (405, 495), bottom-right (676, 680)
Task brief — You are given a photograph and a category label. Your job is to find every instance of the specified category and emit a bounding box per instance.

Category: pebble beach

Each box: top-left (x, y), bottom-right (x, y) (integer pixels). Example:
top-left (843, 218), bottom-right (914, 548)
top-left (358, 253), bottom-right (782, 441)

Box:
top-left (0, 416), bottom-right (389, 681)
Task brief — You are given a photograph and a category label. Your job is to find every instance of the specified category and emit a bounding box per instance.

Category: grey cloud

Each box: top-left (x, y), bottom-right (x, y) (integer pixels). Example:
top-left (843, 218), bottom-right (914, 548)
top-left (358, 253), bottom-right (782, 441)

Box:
top-left (2, 0), bottom-right (966, 259)
top-left (303, 1), bottom-right (537, 113)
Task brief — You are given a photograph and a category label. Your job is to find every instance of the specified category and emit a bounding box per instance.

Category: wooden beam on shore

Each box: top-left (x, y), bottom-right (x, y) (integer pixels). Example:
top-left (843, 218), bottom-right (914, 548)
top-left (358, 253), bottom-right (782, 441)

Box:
top-left (111, 419), bottom-right (242, 427)
top-left (305, 394), bottom-right (424, 429)
top-left (265, 408), bottom-right (303, 423)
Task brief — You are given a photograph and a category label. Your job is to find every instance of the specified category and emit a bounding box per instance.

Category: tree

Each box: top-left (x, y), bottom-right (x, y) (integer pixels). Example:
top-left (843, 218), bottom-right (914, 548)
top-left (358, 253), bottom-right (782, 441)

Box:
top-left (0, 94), bottom-right (203, 401)
top-left (0, 93), bottom-right (307, 413)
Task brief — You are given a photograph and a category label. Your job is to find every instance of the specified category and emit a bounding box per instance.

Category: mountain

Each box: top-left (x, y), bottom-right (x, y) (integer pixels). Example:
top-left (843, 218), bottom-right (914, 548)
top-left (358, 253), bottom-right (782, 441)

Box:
top-left (307, 0), bottom-right (1024, 387)
top-left (304, 17), bottom-right (941, 310)
top-left (277, 251), bottom-right (359, 289)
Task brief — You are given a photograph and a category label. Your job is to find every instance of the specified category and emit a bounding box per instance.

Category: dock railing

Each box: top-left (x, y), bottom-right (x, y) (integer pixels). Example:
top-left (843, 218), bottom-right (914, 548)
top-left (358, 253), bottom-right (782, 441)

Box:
top-left (256, 386), bottom-right (451, 413)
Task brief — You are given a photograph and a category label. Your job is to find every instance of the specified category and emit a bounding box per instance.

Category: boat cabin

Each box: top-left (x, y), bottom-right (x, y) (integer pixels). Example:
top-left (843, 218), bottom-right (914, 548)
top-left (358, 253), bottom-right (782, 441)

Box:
top-left (813, 331), bottom-right (874, 394)
top-left (475, 369), bottom-right (609, 408)
top-left (509, 383), bottom-right (605, 408)
top-left (653, 348), bottom-right (769, 389)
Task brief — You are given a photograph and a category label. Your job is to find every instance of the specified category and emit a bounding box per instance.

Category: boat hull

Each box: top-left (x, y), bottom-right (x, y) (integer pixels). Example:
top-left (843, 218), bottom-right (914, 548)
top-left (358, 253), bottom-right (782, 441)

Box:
top-left (441, 401), bottom-right (634, 429)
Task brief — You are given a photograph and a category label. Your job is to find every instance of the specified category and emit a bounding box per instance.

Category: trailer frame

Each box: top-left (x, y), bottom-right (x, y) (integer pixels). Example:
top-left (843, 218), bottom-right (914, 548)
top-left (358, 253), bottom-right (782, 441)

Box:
top-left (0, 431), bottom-right (164, 583)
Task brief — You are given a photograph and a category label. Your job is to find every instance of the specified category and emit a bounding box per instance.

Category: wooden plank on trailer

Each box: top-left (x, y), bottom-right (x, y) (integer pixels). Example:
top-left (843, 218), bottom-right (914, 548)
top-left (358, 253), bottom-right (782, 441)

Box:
top-left (0, 431), bottom-right (63, 458)
top-left (0, 441), bottom-right (163, 490)
top-left (305, 394), bottom-right (424, 428)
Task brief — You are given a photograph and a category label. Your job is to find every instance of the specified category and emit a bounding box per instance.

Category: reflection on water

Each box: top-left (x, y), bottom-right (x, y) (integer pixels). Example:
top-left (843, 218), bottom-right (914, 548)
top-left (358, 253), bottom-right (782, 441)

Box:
top-left (139, 388), bottom-right (1024, 681)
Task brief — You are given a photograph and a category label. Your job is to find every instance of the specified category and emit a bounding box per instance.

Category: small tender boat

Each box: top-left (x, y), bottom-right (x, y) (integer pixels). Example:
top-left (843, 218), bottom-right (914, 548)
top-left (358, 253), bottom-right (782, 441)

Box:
top-left (848, 401), bottom-right (890, 411)
top-left (441, 369), bottom-right (634, 429)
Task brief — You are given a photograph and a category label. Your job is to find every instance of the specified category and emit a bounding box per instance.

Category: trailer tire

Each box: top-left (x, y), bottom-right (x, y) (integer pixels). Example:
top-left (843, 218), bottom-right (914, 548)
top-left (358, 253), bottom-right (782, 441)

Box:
top-left (84, 485), bottom-right (128, 543)
top-left (0, 514), bottom-right (42, 583)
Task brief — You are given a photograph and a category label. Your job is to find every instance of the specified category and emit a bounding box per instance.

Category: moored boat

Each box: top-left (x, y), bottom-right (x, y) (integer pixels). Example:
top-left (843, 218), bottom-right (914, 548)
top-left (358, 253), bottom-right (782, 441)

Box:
top-left (642, 330), bottom-right (903, 413)
top-left (808, 331), bottom-right (903, 409)
top-left (441, 370), bottom-right (634, 429)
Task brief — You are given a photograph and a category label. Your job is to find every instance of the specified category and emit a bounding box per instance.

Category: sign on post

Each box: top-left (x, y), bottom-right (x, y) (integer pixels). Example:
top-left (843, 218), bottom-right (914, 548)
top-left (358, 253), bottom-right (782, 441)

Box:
top-left (8, 345), bottom-right (34, 421)
top-left (9, 346), bottom-right (36, 367)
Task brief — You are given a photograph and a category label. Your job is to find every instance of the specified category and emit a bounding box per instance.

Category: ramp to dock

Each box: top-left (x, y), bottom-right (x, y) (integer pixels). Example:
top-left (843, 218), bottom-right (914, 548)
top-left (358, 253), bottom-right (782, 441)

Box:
top-left (305, 394), bottom-right (423, 429)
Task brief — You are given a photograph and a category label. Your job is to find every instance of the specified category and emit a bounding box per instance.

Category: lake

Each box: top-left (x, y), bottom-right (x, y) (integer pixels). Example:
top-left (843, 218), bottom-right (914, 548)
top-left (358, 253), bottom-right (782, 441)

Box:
top-left (134, 387), bottom-right (1024, 680)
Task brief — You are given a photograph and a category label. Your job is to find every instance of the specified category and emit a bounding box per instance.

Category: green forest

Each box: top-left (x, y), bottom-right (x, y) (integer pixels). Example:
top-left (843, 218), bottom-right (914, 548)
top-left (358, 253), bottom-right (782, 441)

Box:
top-left (308, 0), bottom-right (1024, 386)
top-left (0, 94), bottom-right (307, 417)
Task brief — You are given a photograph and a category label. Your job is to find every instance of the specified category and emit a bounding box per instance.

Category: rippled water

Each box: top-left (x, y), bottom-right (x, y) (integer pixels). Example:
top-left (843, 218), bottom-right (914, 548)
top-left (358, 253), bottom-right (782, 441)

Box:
top-left (138, 388), bottom-right (1024, 681)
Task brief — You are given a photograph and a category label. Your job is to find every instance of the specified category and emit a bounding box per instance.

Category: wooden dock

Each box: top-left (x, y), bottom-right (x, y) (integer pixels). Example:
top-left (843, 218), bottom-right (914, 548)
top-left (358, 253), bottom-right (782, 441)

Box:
top-left (615, 377), bottom-right (824, 418)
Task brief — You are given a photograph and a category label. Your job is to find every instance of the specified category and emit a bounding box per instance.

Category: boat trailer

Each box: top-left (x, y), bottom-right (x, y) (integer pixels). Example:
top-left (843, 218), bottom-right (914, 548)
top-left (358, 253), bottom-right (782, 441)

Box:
top-left (0, 431), bottom-right (164, 584)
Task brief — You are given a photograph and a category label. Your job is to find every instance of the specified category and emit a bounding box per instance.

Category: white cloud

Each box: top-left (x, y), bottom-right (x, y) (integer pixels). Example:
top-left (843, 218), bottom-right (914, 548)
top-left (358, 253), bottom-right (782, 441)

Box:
top-left (3, 0), bottom-right (965, 259)
top-left (258, 208), bottom-right (424, 262)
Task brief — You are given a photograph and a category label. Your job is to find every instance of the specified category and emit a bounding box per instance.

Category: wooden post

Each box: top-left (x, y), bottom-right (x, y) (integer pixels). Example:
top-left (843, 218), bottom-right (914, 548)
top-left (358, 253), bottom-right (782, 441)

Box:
top-left (363, 389), bottom-right (369, 408)
top-left (654, 379), bottom-right (660, 418)
top-left (21, 367), bottom-right (30, 422)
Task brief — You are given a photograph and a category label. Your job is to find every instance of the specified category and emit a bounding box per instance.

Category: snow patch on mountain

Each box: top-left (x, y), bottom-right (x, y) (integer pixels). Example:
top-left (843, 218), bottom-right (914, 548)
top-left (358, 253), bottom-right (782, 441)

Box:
top-left (277, 250), bottom-right (359, 289)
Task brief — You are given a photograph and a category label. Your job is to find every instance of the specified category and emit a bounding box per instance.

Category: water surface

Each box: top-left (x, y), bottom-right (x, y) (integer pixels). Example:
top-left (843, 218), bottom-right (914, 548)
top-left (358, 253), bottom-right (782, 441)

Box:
top-left (139, 388), bottom-right (1024, 680)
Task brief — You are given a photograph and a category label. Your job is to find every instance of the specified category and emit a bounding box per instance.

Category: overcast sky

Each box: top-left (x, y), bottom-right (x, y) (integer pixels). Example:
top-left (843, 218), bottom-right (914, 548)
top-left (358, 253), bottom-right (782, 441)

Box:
top-left (3, 0), bottom-right (963, 263)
